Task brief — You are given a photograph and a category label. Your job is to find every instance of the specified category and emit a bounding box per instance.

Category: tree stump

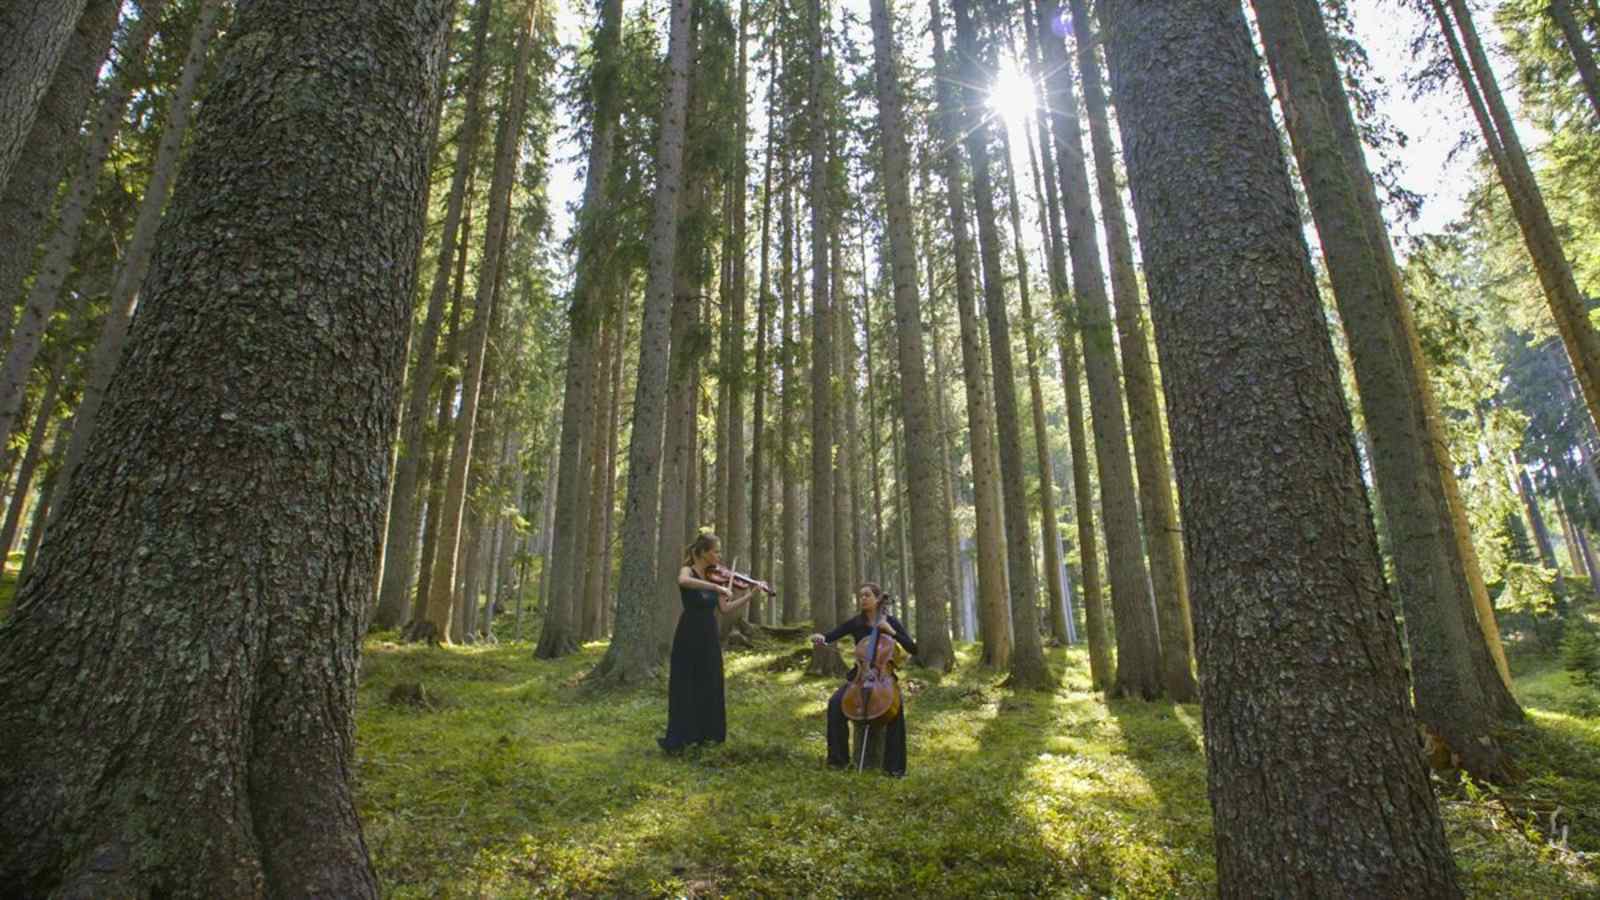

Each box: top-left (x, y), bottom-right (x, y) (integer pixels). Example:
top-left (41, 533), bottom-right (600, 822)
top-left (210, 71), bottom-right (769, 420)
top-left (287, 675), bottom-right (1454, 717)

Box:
top-left (849, 720), bottom-right (887, 772)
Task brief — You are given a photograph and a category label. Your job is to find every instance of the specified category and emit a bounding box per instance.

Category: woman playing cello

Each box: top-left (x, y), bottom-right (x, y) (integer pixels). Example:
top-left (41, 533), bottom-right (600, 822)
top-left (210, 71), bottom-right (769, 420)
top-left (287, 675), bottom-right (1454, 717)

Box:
top-left (810, 582), bottom-right (917, 775)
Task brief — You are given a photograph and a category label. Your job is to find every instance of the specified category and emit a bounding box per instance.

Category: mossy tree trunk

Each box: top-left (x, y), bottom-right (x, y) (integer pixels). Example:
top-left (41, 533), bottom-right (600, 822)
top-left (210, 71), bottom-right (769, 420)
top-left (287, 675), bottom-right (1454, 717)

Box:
top-left (0, 0), bottom-right (89, 197)
top-left (0, 0), bottom-right (451, 892)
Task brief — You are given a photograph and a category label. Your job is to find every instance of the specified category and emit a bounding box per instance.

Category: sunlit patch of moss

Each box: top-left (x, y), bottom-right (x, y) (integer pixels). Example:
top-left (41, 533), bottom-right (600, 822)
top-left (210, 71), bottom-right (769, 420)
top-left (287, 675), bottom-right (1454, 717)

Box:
top-left (352, 628), bottom-right (1595, 897)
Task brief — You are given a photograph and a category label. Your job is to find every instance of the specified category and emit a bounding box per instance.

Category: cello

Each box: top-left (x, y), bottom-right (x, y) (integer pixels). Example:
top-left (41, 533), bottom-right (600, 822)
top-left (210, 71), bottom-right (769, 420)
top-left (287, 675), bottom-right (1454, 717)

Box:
top-left (839, 594), bottom-right (902, 771)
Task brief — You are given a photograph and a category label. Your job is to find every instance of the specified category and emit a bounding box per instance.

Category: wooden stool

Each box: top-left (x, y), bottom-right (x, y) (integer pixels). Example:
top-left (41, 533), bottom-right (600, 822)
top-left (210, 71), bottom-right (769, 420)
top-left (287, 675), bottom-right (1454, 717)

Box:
top-left (849, 720), bottom-right (888, 772)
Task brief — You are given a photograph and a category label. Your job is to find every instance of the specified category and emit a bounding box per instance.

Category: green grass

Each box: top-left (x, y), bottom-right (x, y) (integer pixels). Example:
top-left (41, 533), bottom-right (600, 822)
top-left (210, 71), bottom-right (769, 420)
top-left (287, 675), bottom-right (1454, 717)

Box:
top-left (354, 628), bottom-right (1600, 898)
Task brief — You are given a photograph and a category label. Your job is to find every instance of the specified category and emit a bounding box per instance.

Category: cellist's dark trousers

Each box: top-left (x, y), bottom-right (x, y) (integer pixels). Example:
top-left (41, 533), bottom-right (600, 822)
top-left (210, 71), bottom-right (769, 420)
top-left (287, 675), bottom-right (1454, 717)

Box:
top-left (826, 683), bottom-right (907, 775)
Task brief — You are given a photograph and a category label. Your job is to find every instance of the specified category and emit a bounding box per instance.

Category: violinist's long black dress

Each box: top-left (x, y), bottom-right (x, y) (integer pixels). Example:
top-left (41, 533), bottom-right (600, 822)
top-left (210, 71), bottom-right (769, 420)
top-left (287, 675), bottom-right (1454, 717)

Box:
top-left (658, 580), bottom-right (725, 752)
top-left (821, 613), bottom-right (916, 775)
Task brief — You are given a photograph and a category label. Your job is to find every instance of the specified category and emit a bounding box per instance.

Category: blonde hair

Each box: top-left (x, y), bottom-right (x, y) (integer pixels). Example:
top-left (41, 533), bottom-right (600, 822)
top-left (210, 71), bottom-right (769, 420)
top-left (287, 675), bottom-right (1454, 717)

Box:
top-left (683, 532), bottom-right (720, 567)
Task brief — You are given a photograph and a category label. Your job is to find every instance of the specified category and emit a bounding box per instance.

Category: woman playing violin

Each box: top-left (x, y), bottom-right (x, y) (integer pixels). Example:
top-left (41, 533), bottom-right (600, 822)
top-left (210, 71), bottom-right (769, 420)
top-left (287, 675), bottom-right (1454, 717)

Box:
top-left (659, 532), bottom-right (754, 753)
top-left (810, 582), bottom-right (917, 775)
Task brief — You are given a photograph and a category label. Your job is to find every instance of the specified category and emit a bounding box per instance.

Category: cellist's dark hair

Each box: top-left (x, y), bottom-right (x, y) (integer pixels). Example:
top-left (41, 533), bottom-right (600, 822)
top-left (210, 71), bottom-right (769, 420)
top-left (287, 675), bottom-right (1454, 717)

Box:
top-left (683, 532), bottom-right (720, 567)
top-left (856, 582), bottom-right (891, 606)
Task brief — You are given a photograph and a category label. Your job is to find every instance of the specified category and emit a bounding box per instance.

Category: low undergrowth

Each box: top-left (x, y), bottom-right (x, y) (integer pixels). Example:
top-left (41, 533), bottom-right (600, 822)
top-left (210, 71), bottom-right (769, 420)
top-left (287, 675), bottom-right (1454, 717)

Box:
top-left (355, 626), bottom-right (1600, 898)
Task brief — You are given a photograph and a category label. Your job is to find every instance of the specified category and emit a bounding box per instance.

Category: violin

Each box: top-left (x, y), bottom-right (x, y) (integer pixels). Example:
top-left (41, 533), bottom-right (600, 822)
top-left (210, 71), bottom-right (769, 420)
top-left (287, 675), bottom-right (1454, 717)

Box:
top-left (839, 597), bottom-right (902, 748)
top-left (705, 562), bottom-right (777, 597)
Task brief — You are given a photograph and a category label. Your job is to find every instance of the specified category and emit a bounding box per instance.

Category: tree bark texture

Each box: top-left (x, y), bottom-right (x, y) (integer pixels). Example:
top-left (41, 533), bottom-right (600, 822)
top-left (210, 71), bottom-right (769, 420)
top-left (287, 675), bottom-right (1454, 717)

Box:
top-left (0, 0), bottom-right (451, 892)
top-left (1100, 0), bottom-right (1461, 893)
top-left (0, 0), bottom-right (89, 198)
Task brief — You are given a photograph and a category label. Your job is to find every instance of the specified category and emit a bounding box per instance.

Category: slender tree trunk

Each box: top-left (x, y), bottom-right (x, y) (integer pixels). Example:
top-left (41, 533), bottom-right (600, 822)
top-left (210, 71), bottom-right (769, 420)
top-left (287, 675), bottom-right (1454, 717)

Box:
top-left (1551, 0), bottom-right (1600, 122)
top-left (417, 8), bottom-right (533, 643)
top-left (865, 0), bottom-right (955, 669)
top-left (589, 0), bottom-right (693, 684)
top-left (725, 0), bottom-right (750, 588)
top-left (1036, 0), bottom-right (1160, 698)
top-left (926, 273), bottom-right (966, 642)
top-left (749, 79), bottom-right (774, 623)
top-left (1020, 21), bottom-right (1110, 681)
top-left (780, 166), bottom-right (801, 625)
top-left (1256, 0), bottom-right (1520, 776)
top-left (951, 0), bottom-right (1051, 688)
top-left (581, 313), bottom-right (615, 640)
top-left (375, 0), bottom-right (495, 630)
top-left (0, 0), bottom-right (90, 198)
top-left (598, 283), bottom-right (629, 636)
top-left (928, 0), bottom-right (1010, 667)
top-left (998, 125), bottom-right (1067, 656)
top-left (0, 363), bottom-right (59, 560)
top-left (0, 0), bottom-right (122, 339)
top-left (539, 0), bottom-right (627, 659)
top-left (0, 0), bottom-right (450, 891)
top-left (830, 234), bottom-right (854, 628)
top-left (1067, 0), bottom-right (1195, 693)
top-left (804, 0), bottom-right (844, 677)
top-left (1431, 0), bottom-right (1600, 438)
top-left (408, 207), bottom-right (470, 630)
top-left (1099, 1), bottom-right (1461, 892)
top-left (17, 413), bottom-right (68, 584)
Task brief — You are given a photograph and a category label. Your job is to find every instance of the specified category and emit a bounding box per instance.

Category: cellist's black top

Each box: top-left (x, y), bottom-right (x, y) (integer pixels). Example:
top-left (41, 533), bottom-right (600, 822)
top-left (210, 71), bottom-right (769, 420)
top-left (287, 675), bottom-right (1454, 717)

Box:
top-left (820, 613), bottom-right (918, 657)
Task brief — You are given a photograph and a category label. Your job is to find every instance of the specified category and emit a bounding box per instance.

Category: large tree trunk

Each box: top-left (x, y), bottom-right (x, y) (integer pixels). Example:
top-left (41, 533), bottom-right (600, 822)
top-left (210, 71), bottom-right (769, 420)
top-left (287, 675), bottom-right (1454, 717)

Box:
top-left (538, 0), bottom-right (627, 659)
top-left (416, 8), bottom-right (533, 643)
top-left (0, 0), bottom-right (122, 341)
top-left (1254, 0), bottom-right (1520, 780)
top-left (53, 0), bottom-right (223, 516)
top-left (928, 0), bottom-right (1010, 667)
top-left (589, 0), bottom-right (693, 685)
top-left (1550, 0), bottom-right (1600, 123)
top-left (865, 0), bottom-right (955, 669)
top-left (1432, 0), bottom-right (1600, 438)
top-left (0, 0), bottom-right (450, 892)
top-left (950, 0), bottom-right (1051, 688)
top-left (1099, 0), bottom-right (1461, 893)
top-left (1022, 20), bottom-right (1111, 684)
top-left (375, 0), bottom-right (495, 631)
top-left (0, 0), bottom-right (89, 198)
top-left (1067, 0), bottom-right (1196, 696)
top-left (1036, 0), bottom-right (1161, 699)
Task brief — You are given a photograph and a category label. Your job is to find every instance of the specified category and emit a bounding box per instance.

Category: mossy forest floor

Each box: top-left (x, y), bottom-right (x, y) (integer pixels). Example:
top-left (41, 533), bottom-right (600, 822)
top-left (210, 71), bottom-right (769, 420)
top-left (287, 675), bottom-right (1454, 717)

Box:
top-left (356, 622), bottom-right (1600, 898)
top-left (2, 562), bottom-right (1598, 896)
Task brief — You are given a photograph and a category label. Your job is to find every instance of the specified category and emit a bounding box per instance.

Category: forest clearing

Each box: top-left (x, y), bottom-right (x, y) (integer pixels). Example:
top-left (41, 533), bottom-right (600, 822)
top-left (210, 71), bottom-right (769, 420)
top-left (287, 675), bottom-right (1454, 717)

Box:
top-left (11, 0), bottom-right (1600, 895)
